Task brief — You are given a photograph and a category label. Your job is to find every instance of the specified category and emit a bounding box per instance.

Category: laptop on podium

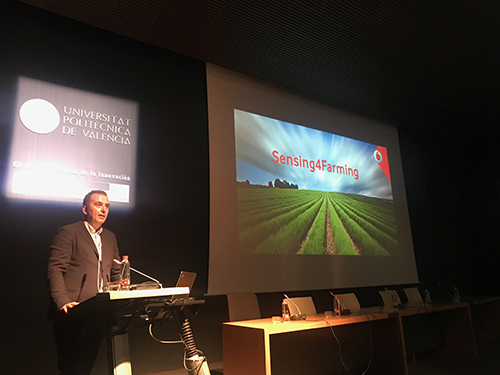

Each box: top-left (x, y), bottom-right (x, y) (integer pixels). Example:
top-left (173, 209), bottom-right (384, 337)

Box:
top-left (171, 271), bottom-right (197, 302)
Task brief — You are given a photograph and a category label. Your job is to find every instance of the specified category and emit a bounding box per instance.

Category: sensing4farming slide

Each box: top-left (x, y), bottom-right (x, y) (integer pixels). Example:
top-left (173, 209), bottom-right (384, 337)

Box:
top-left (235, 109), bottom-right (397, 256)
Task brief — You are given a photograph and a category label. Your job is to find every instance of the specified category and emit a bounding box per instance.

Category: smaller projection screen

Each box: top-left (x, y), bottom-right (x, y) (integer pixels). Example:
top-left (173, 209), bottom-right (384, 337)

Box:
top-left (207, 64), bottom-right (418, 295)
top-left (5, 77), bottom-right (138, 207)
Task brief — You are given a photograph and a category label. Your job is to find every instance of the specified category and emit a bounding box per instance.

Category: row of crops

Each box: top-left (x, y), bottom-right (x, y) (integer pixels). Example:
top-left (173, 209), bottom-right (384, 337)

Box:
top-left (237, 186), bottom-right (399, 255)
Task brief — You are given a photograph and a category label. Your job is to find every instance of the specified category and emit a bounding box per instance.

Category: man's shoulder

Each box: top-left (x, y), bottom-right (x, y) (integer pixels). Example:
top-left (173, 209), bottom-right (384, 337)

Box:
top-left (58, 220), bottom-right (84, 232)
top-left (51, 221), bottom-right (85, 246)
top-left (57, 220), bottom-right (115, 237)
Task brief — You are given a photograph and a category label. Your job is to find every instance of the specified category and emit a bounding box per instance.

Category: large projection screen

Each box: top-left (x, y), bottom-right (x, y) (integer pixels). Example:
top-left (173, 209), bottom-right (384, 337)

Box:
top-left (207, 64), bottom-right (418, 295)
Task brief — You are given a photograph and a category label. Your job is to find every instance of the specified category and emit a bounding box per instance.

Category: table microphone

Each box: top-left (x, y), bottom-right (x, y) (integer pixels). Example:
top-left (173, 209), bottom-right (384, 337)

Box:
top-left (113, 259), bottom-right (162, 285)
top-left (438, 282), bottom-right (455, 302)
top-left (284, 294), bottom-right (306, 320)
top-left (329, 291), bottom-right (350, 315)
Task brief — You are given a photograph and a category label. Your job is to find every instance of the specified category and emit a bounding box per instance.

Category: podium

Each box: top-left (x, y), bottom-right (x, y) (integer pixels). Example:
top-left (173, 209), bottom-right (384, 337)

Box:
top-left (72, 287), bottom-right (205, 375)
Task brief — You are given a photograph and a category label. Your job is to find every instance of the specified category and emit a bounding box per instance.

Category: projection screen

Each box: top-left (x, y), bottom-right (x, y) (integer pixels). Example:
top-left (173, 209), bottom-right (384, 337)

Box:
top-left (207, 64), bottom-right (418, 295)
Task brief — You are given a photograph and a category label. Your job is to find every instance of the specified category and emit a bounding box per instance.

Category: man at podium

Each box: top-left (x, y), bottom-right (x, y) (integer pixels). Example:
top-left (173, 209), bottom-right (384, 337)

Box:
top-left (47, 190), bottom-right (122, 375)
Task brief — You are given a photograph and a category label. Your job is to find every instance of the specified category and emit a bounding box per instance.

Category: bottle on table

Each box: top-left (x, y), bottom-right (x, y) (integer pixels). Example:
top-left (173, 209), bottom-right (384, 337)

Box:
top-left (424, 289), bottom-right (432, 307)
top-left (453, 286), bottom-right (460, 304)
top-left (333, 295), bottom-right (341, 316)
top-left (391, 293), bottom-right (399, 312)
top-left (281, 299), bottom-right (290, 322)
top-left (119, 255), bottom-right (131, 290)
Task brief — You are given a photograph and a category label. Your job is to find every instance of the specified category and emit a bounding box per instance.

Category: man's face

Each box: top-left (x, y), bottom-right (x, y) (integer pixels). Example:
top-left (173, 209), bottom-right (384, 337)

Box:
top-left (82, 193), bottom-right (110, 229)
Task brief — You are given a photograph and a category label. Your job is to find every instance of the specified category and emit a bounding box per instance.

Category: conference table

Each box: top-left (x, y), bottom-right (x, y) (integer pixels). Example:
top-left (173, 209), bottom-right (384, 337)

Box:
top-left (399, 302), bottom-right (477, 359)
top-left (223, 311), bottom-right (406, 375)
top-left (466, 296), bottom-right (500, 342)
top-left (222, 302), bottom-right (477, 375)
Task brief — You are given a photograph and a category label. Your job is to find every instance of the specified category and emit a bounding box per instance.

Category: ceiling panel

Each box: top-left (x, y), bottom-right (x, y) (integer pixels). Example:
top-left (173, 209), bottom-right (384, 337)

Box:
top-left (20, 0), bottom-right (500, 141)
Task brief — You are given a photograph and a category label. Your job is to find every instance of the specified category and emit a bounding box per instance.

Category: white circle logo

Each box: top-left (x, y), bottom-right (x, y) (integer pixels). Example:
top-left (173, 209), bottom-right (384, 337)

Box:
top-left (374, 149), bottom-right (383, 163)
top-left (19, 99), bottom-right (60, 134)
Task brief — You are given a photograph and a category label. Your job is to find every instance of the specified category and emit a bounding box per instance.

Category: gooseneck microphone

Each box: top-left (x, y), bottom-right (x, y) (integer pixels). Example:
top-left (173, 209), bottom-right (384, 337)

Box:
top-left (113, 259), bottom-right (162, 285)
top-left (437, 282), bottom-right (454, 302)
top-left (284, 294), bottom-right (306, 320)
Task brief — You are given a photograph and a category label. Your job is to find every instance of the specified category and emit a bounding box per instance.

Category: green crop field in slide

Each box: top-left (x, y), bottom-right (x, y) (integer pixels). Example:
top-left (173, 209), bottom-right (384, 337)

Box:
top-left (237, 186), bottom-right (399, 255)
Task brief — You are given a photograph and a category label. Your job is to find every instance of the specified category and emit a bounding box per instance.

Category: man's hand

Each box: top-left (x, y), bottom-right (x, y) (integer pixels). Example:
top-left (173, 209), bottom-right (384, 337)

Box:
top-left (60, 301), bottom-right (79, 313)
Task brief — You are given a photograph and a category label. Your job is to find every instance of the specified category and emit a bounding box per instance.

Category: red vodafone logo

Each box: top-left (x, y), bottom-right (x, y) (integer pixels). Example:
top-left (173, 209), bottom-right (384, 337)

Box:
top-left (374, 146), bottom-right (391, 182)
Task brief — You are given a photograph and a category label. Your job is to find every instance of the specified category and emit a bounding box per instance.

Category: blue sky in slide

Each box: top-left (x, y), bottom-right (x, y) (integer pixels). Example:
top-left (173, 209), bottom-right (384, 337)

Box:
top-left (234, 109), bottom-right (393, 199)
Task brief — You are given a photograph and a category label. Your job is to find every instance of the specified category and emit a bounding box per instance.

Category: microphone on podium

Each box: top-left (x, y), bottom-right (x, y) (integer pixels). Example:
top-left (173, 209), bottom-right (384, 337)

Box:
top-left (284, 294), bottom-right (306, 320)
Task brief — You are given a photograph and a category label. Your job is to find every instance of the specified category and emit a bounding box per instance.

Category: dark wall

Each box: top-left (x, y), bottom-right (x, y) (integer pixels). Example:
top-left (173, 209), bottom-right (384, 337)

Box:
top-left (0, 3), bottom-right (209, 374)
top-left (1, 2), bottom-right (500, 374)
top-left (398, 127), bottom-right (500, 296)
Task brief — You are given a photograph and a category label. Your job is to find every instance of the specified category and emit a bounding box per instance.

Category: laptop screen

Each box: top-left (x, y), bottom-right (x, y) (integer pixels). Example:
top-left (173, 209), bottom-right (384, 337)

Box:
top-left (175, 271), bottom-right (197, 294)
